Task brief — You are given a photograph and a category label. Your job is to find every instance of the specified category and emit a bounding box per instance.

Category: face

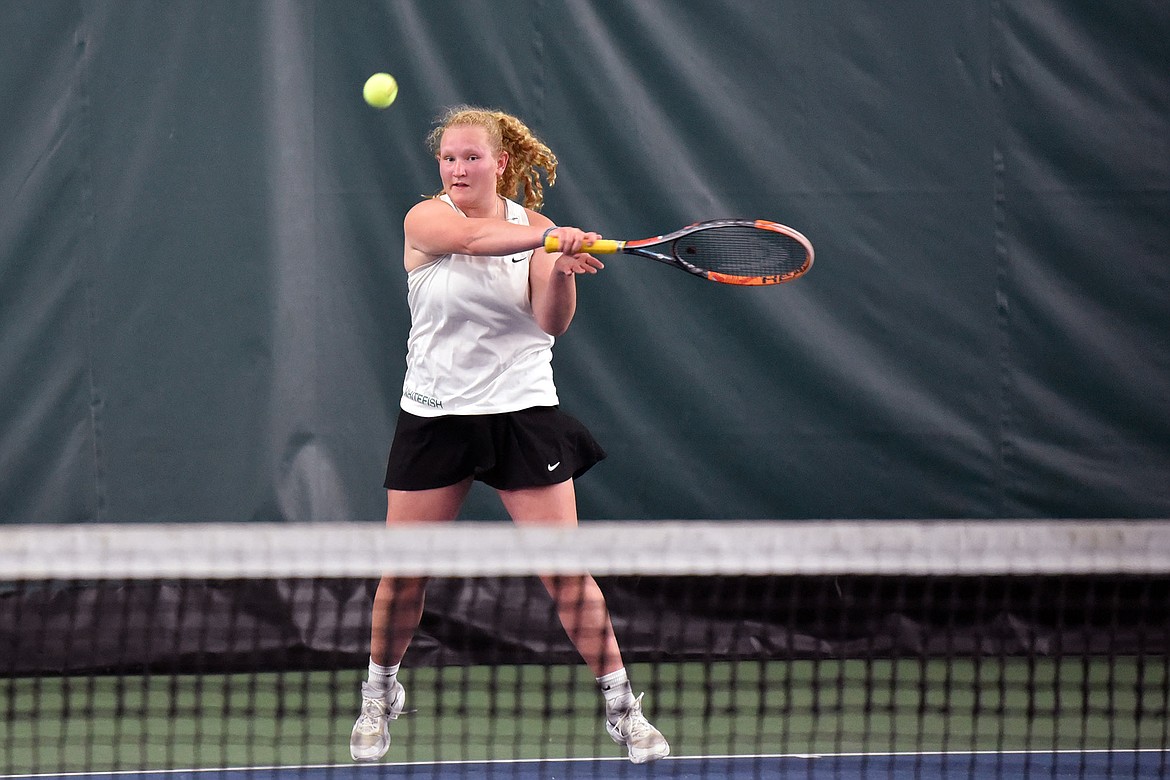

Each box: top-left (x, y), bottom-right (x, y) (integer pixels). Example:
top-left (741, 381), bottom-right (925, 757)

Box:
top-left (437, 125), bottom-right (507, 210)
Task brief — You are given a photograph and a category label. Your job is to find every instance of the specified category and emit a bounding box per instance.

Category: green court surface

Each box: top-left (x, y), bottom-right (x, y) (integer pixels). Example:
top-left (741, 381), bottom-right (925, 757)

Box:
top-left (3, 659), bottom-right (1165, 774)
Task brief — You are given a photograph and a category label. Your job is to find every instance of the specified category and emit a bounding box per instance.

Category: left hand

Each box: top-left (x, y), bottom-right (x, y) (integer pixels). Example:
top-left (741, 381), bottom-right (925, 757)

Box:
top-left (554, 251), bottom-right (605, 276)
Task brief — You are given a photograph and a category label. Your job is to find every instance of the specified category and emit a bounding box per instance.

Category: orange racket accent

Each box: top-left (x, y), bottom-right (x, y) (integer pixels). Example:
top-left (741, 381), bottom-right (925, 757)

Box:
top-left (706, 271), bottom-right (800, 286)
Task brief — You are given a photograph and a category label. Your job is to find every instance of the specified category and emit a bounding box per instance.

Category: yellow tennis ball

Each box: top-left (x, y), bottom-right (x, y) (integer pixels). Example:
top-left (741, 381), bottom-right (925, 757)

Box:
top-left (363, 72), bottom-right (398, 109)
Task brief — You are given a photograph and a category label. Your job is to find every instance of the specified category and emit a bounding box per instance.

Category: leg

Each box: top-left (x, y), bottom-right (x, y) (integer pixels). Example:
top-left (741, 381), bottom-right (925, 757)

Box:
top-left (497, 479), bottom-right (670, 763)
top-left (352, 478), bottom-right (472, 762)
top-left (370, 478), bottom-right (473, 665)
top-left (497, 480), bottom-right (624, 677)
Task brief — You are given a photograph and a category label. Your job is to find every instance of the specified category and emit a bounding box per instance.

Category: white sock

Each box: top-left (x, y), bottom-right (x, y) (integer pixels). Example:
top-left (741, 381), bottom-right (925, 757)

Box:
top-left (596, 667), bottom-right (635, 718)
top-left (367, 659), bottom-right (399, 693)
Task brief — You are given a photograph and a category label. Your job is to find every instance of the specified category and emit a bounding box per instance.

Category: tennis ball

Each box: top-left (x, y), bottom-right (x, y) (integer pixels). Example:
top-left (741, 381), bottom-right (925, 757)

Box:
top-left (363, 72), bottom-right (398, 109)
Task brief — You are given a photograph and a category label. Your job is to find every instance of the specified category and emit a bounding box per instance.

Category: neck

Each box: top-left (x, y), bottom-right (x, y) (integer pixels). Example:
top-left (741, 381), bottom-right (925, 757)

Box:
top-left (455, 193), bottom-right (503, 220)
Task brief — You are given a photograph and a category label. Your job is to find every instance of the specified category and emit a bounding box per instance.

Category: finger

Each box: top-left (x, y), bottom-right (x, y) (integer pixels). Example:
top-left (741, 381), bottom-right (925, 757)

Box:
top-left (553, 233), bottom-right (574, 255)
top-left (576, 255), bottom-right (601, 274)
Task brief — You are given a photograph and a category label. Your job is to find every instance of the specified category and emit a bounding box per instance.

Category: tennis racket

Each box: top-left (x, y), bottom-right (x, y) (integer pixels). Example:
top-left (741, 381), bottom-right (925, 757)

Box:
top-left (544, 219), bottom-right (813, 286)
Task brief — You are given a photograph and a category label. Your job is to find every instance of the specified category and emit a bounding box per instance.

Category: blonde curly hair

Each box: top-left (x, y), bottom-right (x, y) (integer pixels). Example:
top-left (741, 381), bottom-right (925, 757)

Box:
top-left (427, 106), bottom-right (558, 211)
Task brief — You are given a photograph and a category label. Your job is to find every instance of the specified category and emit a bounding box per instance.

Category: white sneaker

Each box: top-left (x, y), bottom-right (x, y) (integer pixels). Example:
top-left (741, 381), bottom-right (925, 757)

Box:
top-left (605, 693), bottom-right (670, 764)
top-left (349, 680), bottom-right (405, 762)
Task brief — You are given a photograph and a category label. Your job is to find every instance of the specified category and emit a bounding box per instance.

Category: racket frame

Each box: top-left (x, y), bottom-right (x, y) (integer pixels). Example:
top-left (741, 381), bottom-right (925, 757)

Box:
top-left (547, 219), bottom-right (814, 286)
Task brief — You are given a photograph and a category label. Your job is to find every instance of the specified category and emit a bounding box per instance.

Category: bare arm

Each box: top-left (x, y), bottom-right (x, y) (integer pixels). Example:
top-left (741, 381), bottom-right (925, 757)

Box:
top-left (529, 219), bottom-right (605, 337)
top-left (403, 198), bottom-right (596, 272)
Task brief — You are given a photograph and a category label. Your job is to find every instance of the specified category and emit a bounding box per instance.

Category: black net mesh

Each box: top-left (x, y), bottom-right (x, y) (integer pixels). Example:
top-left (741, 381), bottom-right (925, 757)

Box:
top-left (2, 521), bottom-right (1168, 779)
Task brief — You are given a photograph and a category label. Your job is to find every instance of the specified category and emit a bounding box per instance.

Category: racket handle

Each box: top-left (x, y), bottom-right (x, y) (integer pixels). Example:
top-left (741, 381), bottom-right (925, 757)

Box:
top-left (543, 235), bottom-right (624, 254)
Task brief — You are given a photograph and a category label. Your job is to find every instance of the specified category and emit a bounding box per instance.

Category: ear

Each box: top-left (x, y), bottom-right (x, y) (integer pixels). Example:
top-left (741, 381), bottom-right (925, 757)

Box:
top-left (496, 150), bottom-right (509, 176)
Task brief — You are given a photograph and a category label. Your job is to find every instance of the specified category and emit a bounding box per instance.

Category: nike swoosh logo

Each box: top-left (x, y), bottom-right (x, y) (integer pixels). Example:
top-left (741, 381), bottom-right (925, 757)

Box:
top-left (547, 462), bottom-right (560, 471)
top-left (512, 257), bottom-right (526, 263)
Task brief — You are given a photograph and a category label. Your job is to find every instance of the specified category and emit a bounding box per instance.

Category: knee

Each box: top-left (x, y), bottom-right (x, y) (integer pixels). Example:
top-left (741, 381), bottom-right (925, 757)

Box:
top-left (377, 575), bottom-right (429, 605)
top-left (544, 574), bottom-right (604, 607)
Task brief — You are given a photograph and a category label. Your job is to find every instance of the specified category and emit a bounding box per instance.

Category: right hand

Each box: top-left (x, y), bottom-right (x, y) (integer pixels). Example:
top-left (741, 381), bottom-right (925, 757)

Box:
top-left (543, 226), bottom-right (601, 257)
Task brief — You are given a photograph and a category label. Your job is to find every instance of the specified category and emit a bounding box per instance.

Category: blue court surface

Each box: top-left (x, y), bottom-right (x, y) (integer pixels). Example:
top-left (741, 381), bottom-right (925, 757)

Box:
top-left (10, 751), bottom-right (1167, 780)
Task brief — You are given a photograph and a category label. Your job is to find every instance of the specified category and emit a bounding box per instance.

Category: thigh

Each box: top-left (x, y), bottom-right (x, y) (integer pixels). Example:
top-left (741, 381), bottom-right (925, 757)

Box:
top-left (386, 478), bottom-right (473, 525)
top-left (384, 411), bottom-right (485, 491)
top-left (478, 407), bottom-right (606, 491)
top-left (497, 479), bottom-right (578, 527)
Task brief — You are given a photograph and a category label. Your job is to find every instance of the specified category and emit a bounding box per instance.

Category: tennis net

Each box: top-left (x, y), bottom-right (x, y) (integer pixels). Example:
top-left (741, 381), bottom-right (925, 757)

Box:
top-left (2, 520), bottom-right (1168, 779)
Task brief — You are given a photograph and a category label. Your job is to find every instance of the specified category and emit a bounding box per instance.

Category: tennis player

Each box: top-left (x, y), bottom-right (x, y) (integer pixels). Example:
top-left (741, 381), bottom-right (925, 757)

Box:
top-left (350, 106), bottom-right (669, 765)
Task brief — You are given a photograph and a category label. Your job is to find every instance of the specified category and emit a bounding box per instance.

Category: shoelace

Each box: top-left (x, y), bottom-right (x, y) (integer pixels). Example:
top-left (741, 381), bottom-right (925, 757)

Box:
top-left (625, 716), bottom-right (655, 740)
top-left (616, 694), bottom-right (654, 739)
top-left (355, 698), bottom-right (386, 734)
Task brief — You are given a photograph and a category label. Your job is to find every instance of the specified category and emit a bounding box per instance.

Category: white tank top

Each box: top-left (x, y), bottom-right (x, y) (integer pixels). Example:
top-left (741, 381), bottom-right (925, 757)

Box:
top-left (399, 195), bottom-right (559, 417)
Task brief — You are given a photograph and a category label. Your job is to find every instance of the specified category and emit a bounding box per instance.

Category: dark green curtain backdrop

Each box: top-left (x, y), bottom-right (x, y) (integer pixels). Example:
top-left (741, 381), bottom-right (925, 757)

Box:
top-left (2, 1), bottom-right (1167, 524)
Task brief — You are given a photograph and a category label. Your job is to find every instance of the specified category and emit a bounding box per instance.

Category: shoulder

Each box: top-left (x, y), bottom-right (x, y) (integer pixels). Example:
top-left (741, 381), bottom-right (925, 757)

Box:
top-left (524, 207), bottom-right (554, 230)
top-left (406, 195), bottom-right (456, 222)
top-left (404, 196), bottom-right (461, 239)
top-left (403, 197), bottom-right (459, 272)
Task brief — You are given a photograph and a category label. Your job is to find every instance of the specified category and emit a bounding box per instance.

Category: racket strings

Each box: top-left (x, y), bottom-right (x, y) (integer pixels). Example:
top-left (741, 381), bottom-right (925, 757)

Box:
top-left (674, 227), bottom-right (808, 279)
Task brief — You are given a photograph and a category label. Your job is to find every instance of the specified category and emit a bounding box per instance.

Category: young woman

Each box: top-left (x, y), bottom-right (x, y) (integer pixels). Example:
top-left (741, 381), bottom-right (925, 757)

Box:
top-left (349, 106), bottom-right (669, 765)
